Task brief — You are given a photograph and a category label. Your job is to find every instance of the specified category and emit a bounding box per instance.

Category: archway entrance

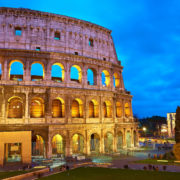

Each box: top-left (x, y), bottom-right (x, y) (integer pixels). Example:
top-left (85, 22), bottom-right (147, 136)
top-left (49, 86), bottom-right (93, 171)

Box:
top-left (104, 132), bottom-right (113, 153)
top-left (32, 135), bottom-right (45, 157)
top-left (126, 131), bottom-right (131, 148)
top-left (117, 131), bottom-right (123, 151)
top-left (72, 134), bottom-right (84, 154)
top-left (52, 134), bottom-right (65, 156)
top-left (90, 133), bottom-right (100, 154)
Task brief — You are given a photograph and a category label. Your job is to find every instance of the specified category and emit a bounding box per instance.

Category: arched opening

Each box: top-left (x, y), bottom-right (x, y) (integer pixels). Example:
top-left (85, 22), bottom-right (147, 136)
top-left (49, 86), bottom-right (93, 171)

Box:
top-left (134, 130), bottom-right (137, 147)
top-left (31, 62), bottom-right (44, 81)
top-left (104, 132), bottom-right (113, 153)
top-left (8, 97), bottom-right (23, 118)
top-left (32, 135), bottom-right (45, 157)
top-left (51, 63), bottom-right (64, 82)
top-left (117, 131), bottom-right (123, 151)
top-left (116, 102), bottom-right (122, 117)
top-left (52, 134), bottom-right (65, 156)
top-left (54, 31), bottom-right (60, 40)
top-left (0, 63), bottom-right (2, 80)
top-left (126, 130), bottom-right (131, 148)
top-left (90, 133), bottom-right (100, 153)
top-left (52, 98), bottom-right (65, 118)
top-left (89, 100), bottom-right (99, 118)
top-left (70, 65), bottom-right (82, 83)
top-left (72, 133), bottom-right (84, 154)
top-left (102, 70), bottom-right (110, 87)
top-left (125, 103), bottom-right (130, 117)
top-left (113, 72), bottom-right (120, 88)
top-left (30, 97), bottom-right (44, 118)
top-left (71, 98), bottom-right (83, 118)
top-left (103, 101), bottom-right (112, 118)
top-left (87, 68), bottom-right (97, 85)
top-left (9, 61), bottom-right (23, 81)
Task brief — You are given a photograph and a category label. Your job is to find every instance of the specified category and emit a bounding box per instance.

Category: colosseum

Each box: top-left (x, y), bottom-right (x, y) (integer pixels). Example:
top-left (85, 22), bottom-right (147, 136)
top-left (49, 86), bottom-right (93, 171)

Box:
top-left (0, 7), bottom-right (138, 165)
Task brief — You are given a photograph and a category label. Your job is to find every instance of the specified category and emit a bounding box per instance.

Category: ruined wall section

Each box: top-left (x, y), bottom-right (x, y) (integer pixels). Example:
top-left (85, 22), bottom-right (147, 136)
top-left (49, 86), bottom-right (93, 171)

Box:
top-left (0, 7), bottom-right (118, 64)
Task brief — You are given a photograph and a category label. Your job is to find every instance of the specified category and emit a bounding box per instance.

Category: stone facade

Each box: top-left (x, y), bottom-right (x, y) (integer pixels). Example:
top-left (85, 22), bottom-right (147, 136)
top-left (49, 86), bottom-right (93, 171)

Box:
top-left (0, 131), bottom-right (31, 166)
top-left (167, 113), bottom-right (176, 138)
top-left (0, 7), bottom-right (138, 159)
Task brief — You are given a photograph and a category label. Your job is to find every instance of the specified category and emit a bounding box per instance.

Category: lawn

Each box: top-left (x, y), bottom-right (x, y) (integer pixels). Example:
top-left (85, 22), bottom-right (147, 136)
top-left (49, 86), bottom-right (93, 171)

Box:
top-left (40, 167), bottom-right (180, 180)
top-left (134, 159), bottom-right (180, 166)
top-left (0, 171), bottom-right (26, 179)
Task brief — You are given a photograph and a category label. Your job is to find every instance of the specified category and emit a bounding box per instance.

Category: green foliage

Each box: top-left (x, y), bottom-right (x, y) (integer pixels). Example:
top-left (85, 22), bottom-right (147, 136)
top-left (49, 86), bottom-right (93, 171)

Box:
top-left (163, 151), bottom-right (176, 160)
top-left (175, 106), bottom-right (180, 143)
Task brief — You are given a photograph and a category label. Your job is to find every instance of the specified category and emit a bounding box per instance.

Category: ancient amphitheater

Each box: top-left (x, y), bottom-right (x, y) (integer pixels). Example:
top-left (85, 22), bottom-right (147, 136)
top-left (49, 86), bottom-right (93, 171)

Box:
top-left (0, 7), bottom-right (138, 164)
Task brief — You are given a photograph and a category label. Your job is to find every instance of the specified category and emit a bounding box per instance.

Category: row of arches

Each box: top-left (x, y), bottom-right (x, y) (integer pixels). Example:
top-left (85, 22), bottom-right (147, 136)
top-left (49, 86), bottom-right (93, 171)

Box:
top-left (32, 131), bottom-right (137, 156)
top-left (0, 60), bottom-right (121, 88)
top-left (7, 97), bottom-right (131, 118)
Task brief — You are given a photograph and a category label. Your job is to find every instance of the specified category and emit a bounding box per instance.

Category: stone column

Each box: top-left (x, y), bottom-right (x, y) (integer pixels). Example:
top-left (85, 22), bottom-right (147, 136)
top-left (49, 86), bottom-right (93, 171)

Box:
top-left (100, 129), bottom-right (104, 154)
top-left (65, 130), bottom-right (71, 156)
top-left (120, 71), bottom-right (125, 90)
top-left (2, 60), bottom-right (8, 80)
top-left (24, 91), bottom-right (29, 124)
top-left (123, 128), bottom-right (126, 148)
top-left (113, 98), bottom-right (116, 123)
top-left (46, 133), bottom-right (52, 159)
top-left (1, 88), bottom-right (6, 124)
top-left (113, 129), bottom-right (117, 153)
top-left (100, 95), bottom-right (103, 123)
top-left (131, 128), bottom-right (134, 148)
top-left (85, 130), bottom-right (90, 155)
top-left (24, 60), bottom-right (31, 81)
top-left (45, 61), bottom-right (51, 81)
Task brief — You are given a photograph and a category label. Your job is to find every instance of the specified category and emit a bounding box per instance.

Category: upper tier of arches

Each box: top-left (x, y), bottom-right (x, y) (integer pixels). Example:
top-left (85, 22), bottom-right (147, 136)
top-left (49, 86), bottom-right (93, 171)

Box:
top-left (0, 59), bottom-right (125, 91)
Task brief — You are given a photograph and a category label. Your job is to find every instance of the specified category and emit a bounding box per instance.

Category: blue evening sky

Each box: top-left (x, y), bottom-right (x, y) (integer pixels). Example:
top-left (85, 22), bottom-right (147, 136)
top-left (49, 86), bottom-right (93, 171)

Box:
top-left (1, 0), bottom-right (179, 118)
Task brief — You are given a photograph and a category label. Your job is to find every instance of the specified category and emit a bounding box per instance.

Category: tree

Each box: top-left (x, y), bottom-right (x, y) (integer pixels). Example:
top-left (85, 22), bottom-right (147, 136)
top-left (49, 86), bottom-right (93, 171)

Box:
top-left (175, 106), bottom-right (180, 143)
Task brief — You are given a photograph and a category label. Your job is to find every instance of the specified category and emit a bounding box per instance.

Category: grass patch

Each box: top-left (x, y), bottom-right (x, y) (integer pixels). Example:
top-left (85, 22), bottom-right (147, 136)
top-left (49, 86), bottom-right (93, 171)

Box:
top-left (40, 167), bottom-right (180, 180)
top-left (0, 171), bottom-right (26, 179)
top-left (134, 159), bottom-right (180, 165)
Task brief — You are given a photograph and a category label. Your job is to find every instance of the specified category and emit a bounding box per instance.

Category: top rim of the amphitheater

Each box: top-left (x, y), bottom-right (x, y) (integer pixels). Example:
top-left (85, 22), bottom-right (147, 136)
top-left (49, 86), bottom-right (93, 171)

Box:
top-left (0, 7), bottom-right (112, 33)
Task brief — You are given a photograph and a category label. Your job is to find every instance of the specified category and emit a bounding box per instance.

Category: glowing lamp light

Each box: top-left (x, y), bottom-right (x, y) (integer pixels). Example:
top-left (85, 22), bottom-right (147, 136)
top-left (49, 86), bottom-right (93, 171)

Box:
top-left (142, 127), bottom-right (147, 132)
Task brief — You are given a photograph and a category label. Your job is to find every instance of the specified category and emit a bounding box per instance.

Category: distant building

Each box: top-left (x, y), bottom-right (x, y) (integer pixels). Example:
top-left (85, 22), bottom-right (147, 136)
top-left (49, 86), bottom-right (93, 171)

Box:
top-left (167, 113), bottom-right (176, 138)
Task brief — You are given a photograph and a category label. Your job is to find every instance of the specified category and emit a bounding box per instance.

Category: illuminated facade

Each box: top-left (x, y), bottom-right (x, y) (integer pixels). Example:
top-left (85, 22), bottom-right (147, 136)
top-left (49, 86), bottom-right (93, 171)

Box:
top-left (167, 113), bottom-right (176, 138)
top-left (0, 7), bottom-right (138, 160)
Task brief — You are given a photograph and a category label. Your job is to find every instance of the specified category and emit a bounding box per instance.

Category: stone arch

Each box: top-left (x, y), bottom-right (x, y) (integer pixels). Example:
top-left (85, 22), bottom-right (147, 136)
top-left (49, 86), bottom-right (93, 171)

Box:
top-left (72, 133), bottom-right (84, 154)
top-left (52, 98), bottom-right (65, 118)
top-left (30, 97), bottom-right (44, 118)
top-left (103, 100), bottom-right (112, 118)
top-left (32, 134), bottom-right (45, 157)
top-left (7, 96), bottom-right (23, 118)
top-left (102, 70), bottom-right (110, 87)
top-left (9, 60), bottom-right (24, 81)
top-left (87, 68), bottom-right (97, 85)
top-left (117, 131), bottom-right (123, 151)
top-left (116, 101), bottom-right (122, 117)
top-left (71, 98), bottom-right (83, 118)
top-left (31, 61), bottom-right (45, 81)
top-left (51, 134), bottom-right (65, 155)
top-left (113, 72), bottom-right (120, 88)
top-left (70, 65), bottom-right (82, 83)
top-left (89, 99), bottom-right (99, 118)
top-left (51, 63), bottom-right (64, 82)
top-left (125, 102), bottom-right (130, 117)
top-left (90, 133), bottom-right (100, 153)
top-left (104, 132), bottom-right (113, 153)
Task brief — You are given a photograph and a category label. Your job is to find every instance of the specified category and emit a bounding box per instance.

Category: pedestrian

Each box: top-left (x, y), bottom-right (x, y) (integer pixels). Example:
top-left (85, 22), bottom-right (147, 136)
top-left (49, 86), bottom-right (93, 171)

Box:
top-left (66, 165), bottom-right (70, 176)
